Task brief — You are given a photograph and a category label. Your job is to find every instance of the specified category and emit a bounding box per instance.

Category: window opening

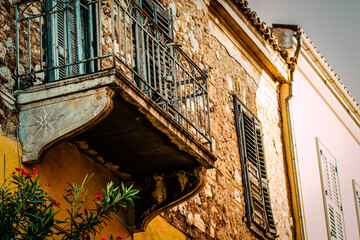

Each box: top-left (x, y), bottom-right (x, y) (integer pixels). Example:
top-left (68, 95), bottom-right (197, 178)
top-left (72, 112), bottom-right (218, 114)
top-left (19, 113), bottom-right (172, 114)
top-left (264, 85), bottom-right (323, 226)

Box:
top-left (233, 95), bottom-right (277, 239)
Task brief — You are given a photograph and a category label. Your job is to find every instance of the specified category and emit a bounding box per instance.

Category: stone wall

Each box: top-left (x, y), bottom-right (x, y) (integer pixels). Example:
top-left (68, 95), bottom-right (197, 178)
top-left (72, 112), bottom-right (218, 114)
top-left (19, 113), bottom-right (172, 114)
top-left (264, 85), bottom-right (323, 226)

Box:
top-left (0, 0), bottom-right (18, 136)
top-left (159, 0), bottom-right (294, 239)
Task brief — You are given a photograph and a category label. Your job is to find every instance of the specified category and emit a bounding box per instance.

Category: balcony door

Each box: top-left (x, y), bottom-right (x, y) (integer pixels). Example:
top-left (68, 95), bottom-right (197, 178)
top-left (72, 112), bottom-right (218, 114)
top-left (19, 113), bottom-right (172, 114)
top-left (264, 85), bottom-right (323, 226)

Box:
top-left (45, 0), bottom-right (95, 82)
top-left (134, 0), bottom-right (174, 105)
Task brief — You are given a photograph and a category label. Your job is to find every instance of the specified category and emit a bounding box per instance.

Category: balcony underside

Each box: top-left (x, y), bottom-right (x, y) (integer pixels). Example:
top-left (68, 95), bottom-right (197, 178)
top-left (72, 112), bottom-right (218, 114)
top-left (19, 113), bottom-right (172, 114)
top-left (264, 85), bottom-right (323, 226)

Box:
top-left (73, 91), bottom-right (199, 177)
top-left (17, 69), bottom-right (215, 231)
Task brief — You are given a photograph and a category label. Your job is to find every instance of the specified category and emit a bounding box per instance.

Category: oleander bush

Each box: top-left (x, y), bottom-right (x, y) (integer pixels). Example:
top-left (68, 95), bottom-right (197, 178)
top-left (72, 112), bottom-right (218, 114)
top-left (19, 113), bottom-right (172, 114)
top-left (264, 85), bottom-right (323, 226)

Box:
top-left (0, 168), bottom-right (139, 240)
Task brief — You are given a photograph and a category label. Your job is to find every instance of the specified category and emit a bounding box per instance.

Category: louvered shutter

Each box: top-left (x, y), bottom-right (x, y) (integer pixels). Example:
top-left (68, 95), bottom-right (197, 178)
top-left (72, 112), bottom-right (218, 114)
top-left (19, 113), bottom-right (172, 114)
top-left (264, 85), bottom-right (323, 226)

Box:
top-left (46, 0), bottom-right (93, 82)
top-left (316, 138), bottom-right (346, 240)
top-left (142, 0), bottom-right (172, 37)
top-left (45, 0), bottom-right (67, 81)
top-left (68, 0), bottom-right (80, 76)
top-left (233, 95), bottom-right (277, 238)
top-left (56, 0), bottom-right (66, 79)
top-left (256, 125), bottom-right (277, 236)
top-left (352, 180), bottom-right (360, 238)
top-left (242, 110), bottom-right (267, 229)
top-left (83, 2), bottom-right (95, 72)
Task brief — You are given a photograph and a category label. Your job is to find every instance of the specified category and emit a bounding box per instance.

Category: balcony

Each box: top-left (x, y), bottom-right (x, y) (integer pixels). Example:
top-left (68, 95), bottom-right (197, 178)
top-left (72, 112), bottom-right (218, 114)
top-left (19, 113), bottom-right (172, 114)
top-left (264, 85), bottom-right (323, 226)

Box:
top-left (15, 0), bottom-right (215, 230)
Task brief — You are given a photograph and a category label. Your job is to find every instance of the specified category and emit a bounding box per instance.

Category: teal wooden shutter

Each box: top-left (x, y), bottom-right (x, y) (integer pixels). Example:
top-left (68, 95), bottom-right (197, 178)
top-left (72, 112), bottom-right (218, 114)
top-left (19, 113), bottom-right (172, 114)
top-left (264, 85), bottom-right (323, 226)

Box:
top-left (242, 110), bottom-right (267, 229)
top-left (255, 125), bottom-right (276, 236)
top-left (316, 138), bottom-right (346, 240)
top-left (46, 0), bottom-right (94, 82)
top-left (68, 0), bottom-right (80, 76)
top-left (233, 95), bottom-right (277, 238)
top-left (142, 0), bottom-right (172, 37)
top-left (45, 0), bottom-right (66, 81)
top-left (83, 1), bottom-right (95, 72)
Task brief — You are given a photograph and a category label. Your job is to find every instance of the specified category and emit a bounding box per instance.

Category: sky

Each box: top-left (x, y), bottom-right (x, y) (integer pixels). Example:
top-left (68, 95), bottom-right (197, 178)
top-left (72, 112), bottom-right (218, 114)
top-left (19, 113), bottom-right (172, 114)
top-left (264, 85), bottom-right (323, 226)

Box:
top-left (249, 0), bottom-right (360, 102)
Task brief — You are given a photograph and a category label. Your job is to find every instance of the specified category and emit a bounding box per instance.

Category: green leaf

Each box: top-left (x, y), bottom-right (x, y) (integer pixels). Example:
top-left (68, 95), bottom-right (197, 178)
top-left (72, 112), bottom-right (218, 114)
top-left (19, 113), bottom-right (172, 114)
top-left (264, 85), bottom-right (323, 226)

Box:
top-left (63, 195), bottom-right (71, 204)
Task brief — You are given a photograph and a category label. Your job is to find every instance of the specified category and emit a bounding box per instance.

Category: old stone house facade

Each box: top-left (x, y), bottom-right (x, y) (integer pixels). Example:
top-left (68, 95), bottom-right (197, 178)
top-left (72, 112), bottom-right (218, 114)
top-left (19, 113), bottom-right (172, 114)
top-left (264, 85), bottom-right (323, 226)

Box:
top-left (0, 0), bottom-right (330, 239)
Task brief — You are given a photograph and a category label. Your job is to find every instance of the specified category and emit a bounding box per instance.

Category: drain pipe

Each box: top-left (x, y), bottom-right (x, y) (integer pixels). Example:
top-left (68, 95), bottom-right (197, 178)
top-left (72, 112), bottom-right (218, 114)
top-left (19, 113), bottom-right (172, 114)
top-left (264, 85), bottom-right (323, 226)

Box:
top-left (281, 31), bottom-right (307, 240)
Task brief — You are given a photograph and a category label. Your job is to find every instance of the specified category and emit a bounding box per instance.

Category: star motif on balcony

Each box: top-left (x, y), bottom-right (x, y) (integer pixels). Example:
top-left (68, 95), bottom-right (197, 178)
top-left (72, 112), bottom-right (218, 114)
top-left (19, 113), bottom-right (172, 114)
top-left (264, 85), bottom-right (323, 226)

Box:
top-left (32, 108), bottom-right (59, 136)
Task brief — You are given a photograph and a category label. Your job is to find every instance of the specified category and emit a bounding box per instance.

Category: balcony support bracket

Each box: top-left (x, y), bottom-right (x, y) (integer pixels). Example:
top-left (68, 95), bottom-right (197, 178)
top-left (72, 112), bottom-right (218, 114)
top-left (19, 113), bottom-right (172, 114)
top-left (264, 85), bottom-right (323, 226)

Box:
top-left (19, 87), bottom-right (114, 163)
top-left (132, 166), bottom-right (206, 232)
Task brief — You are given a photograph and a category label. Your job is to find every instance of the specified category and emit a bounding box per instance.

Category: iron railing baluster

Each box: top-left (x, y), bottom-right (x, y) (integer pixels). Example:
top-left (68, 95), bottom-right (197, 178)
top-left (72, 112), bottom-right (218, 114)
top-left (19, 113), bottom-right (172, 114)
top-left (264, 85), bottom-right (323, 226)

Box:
top-left (192, 74), bottom-right (199, 139)
top-left (15, 4), bottom-right (20, 89)
top-left (124, 9), bottom-right (128, 65)
top-left (111, 0), bottom-right (115, 68)
top-left (28, 19), bottom-right (31, 74)
top-left (183, 69), bottom-right (189, 131)
top-left (117, 4), bottom-right (121, 62)
top-left (98, 0), bottom-right (102, 70)
top-left (63, 8), bottom-right (67, 79)
top-left (146, 31), bottom-right (151, 98)
top-left (40, 16), bottom-right (43, 71)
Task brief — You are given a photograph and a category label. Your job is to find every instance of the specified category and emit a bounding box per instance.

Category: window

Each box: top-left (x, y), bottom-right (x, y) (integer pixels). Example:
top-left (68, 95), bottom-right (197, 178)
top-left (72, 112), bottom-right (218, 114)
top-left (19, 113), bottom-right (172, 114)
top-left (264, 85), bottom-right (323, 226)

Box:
top-left (352, 179), bottom-right (360, 238)
top-left (233, 95), bottom-right (277, 239)
top-left (316, 137), bottom-right (346, 240)
top-left (45, 0), bottom-right (95, 81)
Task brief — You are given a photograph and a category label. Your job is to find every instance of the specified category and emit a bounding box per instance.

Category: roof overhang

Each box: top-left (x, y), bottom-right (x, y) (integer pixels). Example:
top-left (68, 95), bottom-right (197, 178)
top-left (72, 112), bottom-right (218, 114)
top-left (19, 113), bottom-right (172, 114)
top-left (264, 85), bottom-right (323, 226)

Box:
top-left (210, 0), bottom-right (289, 82)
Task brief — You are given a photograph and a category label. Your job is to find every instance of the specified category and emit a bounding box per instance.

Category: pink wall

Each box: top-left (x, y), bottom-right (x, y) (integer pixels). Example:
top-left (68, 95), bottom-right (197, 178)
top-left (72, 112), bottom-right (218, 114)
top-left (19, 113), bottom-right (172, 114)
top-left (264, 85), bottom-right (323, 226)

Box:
top-left (292, 68), bottom-right (360, 239)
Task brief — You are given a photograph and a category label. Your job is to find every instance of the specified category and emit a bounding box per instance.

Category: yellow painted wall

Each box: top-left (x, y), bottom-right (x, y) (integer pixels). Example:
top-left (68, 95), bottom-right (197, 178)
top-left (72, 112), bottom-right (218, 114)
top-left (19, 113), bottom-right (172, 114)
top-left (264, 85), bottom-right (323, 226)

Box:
top-left (0, 135), bottom-right (20, 184)
top-left (0, 136), bottom-right (183, 240)
top-left (134, 216), bottom-right (186, 240)
top-left (22, 141), bottom-right (132, 239)
top-left (0, 136), bottom-right (184, 240)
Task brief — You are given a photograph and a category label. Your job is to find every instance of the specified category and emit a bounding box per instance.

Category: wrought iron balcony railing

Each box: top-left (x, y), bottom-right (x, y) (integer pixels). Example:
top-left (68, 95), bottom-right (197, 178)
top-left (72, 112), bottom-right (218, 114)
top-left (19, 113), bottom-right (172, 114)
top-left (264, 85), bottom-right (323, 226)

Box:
top-left (15, 0), bottom-right (212, 150)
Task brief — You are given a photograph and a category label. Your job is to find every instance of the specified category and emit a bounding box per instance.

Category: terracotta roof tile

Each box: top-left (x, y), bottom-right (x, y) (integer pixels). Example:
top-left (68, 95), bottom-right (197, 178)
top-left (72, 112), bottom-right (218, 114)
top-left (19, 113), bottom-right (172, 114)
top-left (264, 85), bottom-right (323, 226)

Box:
top-left (231, 0), bottom-right (291, 63)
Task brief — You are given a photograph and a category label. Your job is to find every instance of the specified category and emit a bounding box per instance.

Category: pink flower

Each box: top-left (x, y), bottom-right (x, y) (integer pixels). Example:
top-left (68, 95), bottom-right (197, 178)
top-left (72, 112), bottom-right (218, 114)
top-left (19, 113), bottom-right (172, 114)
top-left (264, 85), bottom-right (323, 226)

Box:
top-left (53, 200), bottom-right (60, 207)
top-left (101, 237), bottom-right (108, 240)
top-left (46, 182), bottom-right (51, 187)
top-left (32, 168), bottom-right (38, 175)
top-left (83, 234), bottom-right (88, 237)
top-left (15, 168), bottom-right (29, 177)
top-left (95, 194), bottom-right (102, 200)
top-left (21, 170), bottom-right (31, 178)
top-left (116, 236), bottom-right (124, 240)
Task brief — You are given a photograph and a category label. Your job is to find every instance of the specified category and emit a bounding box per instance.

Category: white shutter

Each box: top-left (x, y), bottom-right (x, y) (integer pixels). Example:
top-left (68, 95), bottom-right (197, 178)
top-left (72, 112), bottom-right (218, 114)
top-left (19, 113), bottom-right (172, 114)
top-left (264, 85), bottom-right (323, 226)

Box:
top-left (352, 179), bottom-right (360, 238)
top-left (316, 137), bottom-right (346, 240)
